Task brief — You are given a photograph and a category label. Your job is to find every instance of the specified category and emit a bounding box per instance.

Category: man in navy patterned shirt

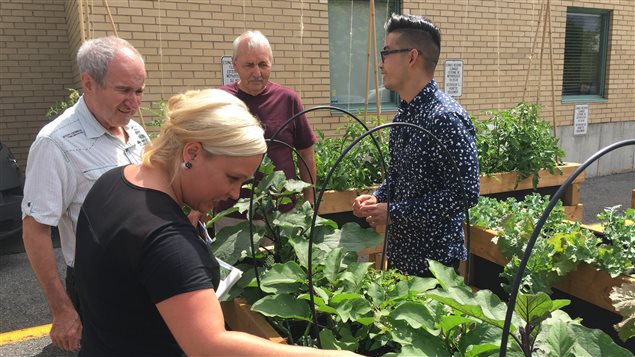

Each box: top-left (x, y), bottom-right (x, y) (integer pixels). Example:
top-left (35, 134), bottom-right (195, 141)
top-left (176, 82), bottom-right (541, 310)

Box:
top-left (353, 14), bottom-right (480, 277)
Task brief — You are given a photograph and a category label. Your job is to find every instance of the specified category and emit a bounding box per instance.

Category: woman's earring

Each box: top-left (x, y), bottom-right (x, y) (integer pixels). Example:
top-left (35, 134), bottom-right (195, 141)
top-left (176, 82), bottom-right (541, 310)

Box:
top-left (182, 161), bottom-right (193, 169)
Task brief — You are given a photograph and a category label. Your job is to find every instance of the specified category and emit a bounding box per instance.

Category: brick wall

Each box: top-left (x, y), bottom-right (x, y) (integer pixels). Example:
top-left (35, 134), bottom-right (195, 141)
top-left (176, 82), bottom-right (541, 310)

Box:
top-left (0, 0), bottom-right (75, 166)
top-left (406, 0), bottom-right (635, 126)
top-left (1, 0), bottom-right (633, 169)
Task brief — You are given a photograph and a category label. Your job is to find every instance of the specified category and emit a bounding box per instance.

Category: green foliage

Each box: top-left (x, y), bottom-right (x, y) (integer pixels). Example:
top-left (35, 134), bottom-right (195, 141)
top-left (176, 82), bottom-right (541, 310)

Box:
top-left (314, 102), bottom-right (565, 192)
top-left (142, 100), bottom-right (166, 128)
top-left (470, 195), bottom-right (635, 294)
top-left (314, 116), bottom-right (389, 191)
top-left (215, 165), bottom-right (629, 355)
top-left (474, 102), bottom-right (565, 189)
top-left (46, 88), bottom-right (80, 119)
top-left (594, 207), bottom-right (635, 277)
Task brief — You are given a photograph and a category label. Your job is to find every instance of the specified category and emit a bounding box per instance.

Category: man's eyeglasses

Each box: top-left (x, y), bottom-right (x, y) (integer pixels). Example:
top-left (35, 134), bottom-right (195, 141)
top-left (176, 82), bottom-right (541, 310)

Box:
top-left (380, 48), bottom-right (415, 62)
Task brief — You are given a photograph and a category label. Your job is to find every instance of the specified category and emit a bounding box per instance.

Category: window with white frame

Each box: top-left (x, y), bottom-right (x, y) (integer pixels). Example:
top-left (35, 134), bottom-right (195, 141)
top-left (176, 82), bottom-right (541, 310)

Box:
top-left (562, 8), bottom-right (610, 101)
top-left (328, 0), bottom-right (400, 111)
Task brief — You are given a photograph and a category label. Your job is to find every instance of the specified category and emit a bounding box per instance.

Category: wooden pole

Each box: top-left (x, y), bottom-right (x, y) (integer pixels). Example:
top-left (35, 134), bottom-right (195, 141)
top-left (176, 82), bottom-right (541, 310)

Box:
top-left (537, 0), bottom-right (547, 104)
top-left (547, 0), bottom-right (557, 137)
top-left (363, 2), bottom-right (372, 121)
top-left (522, 2), bottom-right (544, 102)
top-left (370, 0), bottom-right (381, 118)
top-left (103, 0), bottom-right (119, 37)
top-left (78, 0), bottom-right (86, 42)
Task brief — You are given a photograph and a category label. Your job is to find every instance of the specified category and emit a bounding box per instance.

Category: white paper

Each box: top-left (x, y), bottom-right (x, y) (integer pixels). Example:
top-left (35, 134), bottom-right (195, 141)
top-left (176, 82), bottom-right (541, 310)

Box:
top-left (215, 258), bottom-right (243, 300)
top-left (197, 221), bottom-right (243, 300)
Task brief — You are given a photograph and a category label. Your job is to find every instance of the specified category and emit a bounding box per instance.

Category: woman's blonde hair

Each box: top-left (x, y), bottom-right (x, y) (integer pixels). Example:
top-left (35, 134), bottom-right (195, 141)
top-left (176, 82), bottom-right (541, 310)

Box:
top-left (142, 89), bottom-right (266, 179)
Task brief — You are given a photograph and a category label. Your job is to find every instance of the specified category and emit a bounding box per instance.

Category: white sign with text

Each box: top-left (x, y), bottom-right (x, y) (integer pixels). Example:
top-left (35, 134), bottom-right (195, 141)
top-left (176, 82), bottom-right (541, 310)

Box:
top-left (444, 59), bottom-right (463, 97)
top-left (221, 56), bottom-right (239, 85)
top-left (573, 104), bottom-right (589, 136)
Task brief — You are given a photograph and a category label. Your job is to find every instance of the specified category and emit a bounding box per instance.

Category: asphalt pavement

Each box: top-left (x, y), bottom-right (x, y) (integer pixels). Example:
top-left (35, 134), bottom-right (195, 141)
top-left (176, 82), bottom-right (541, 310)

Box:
top-left (0, 171), bottom-right (633, 356)
top-left (579, 171), bottom-right (635, 224)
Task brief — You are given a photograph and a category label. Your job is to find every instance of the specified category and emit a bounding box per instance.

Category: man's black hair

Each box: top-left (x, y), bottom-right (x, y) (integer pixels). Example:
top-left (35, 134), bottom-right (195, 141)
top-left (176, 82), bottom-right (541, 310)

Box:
top-left (385, 14), bottom-right (441, 72)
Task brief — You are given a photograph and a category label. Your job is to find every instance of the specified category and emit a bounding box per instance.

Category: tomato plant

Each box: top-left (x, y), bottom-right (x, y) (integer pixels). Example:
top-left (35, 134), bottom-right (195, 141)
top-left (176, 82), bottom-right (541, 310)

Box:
top-left (474, 102), bottom-right (565, 189)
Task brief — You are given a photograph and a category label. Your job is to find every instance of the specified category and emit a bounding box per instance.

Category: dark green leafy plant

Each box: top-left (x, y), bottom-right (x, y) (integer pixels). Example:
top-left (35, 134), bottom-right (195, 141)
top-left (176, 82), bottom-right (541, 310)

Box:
top-left (314, 116), bottom-right (389, 191)
top-left (474, 102), bottom-right (565, 189)
top-left (213, 165), bottom-right (630, 355)
top-left (471, 195), bottom-right (635, 294)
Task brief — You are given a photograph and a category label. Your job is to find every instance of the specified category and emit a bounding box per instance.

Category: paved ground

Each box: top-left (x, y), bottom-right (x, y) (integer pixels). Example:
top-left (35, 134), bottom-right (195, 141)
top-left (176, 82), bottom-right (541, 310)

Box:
top-left (0, 171), bottom-right (633, 356)
top-left (579, 171), bottom-right (635, 224)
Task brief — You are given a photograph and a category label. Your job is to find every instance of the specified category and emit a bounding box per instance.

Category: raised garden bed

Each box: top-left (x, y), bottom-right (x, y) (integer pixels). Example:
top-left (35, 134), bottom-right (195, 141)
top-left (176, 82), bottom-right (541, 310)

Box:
top-left (316, 163), bottom-right (585, 270)
top-left (217, 163), bottom-right (633, 355)
top-left (479, 162), bottom-right (585, 221)
top-left (468, 225), bottom-right (634, 313)
top-left (467, 223), bottom-right (635, 352)
top-left (221, 298), bottom-right (285, 344)
top-left (318, 163), bottom-right (584, 218)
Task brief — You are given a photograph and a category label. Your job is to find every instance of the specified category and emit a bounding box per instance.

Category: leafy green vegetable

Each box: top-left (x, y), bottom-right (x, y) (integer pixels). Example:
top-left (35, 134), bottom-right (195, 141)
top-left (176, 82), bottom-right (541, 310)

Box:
top-left (470, 195), bottom-right (635, 294)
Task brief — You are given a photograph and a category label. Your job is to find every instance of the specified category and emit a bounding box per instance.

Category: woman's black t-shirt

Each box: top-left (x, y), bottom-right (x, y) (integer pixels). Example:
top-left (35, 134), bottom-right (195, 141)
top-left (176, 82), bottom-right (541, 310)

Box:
top-left (75, 166), bottom-right (220, 356)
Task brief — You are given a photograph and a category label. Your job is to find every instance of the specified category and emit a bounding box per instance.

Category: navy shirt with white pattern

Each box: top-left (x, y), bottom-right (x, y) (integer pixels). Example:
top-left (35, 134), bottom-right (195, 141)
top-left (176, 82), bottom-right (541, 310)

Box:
top-left (374, 79), bottom-right (480, 276)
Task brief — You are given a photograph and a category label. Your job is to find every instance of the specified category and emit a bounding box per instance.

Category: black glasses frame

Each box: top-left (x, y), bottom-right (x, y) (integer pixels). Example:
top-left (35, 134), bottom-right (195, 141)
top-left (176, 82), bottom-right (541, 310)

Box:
top-left (380, 48), bottom-right (415, 62)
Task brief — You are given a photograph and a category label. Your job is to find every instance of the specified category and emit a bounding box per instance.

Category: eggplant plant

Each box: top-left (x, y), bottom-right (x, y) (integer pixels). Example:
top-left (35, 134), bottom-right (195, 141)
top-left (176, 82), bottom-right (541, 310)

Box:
top-left (210, 162), bottom-right (631, 356)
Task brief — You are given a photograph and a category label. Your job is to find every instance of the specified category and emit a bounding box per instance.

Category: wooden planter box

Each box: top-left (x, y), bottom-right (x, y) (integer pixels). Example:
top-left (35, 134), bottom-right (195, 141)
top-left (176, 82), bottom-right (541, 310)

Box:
top-left (480, 162), bottom-right (585, 221)
top-left (468, 225), bottom-right (634, 313)
top-left (316, 187), bottom-right (376, 215)
top-left (315, 163), bottom-right (585, 270)
top-left (317, 163), bottom-right (585, 218)
top-left (221, 298), bottom-right (286, 344)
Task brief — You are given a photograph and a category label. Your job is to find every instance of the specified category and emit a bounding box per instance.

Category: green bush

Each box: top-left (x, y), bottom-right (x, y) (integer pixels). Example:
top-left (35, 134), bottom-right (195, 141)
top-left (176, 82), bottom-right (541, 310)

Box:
top-left (474, 102), bottom-right (565, 188)
top-left (313, 116), bottom-right (389, 191)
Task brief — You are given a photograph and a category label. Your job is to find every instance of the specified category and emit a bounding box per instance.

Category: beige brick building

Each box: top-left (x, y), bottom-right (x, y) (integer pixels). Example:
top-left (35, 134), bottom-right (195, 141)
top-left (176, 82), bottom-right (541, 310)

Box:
top-left (1, 0), bottom-right (633, 176)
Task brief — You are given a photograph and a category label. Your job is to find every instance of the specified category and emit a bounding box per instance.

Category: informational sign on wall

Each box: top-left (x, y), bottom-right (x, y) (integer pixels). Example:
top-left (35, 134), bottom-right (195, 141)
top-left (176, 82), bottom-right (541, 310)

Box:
top-left (573, 104), bottom-right (589, 136)
top-left (444, 59), bottom-right (463, 97)
top-left (221, 56), bottom-right (239, 85)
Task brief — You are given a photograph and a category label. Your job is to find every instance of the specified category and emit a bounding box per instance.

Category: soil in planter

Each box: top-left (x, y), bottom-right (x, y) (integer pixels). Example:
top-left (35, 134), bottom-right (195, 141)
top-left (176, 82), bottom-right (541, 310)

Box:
top-left (471, 256), bottom-right (635, 353)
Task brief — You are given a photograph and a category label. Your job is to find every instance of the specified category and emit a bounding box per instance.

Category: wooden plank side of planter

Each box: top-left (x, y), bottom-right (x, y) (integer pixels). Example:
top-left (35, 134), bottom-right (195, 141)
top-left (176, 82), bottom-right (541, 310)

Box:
top-left (320, 164), bottom-right (584, 216)
top-left (564, 204), bottom-right (584, 221)
top-left (479, 162), bottom-right (584, 195)
top-left (468, 225), bottom-right (635, 313)
top-left (468, 226), bottom-right (507, 266)
top-left (317, 187), bottom-right (375, 215)
top-left (221, 298), bottom-right (286, 344)
top-left (631, 189), bottom-right (635, 209)
top-left (563, 183), bottom-right (581, 206)
top-left (359, 224), bottom-right (387, 270)
top-left (555, 265), bottom-right (635, 312)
